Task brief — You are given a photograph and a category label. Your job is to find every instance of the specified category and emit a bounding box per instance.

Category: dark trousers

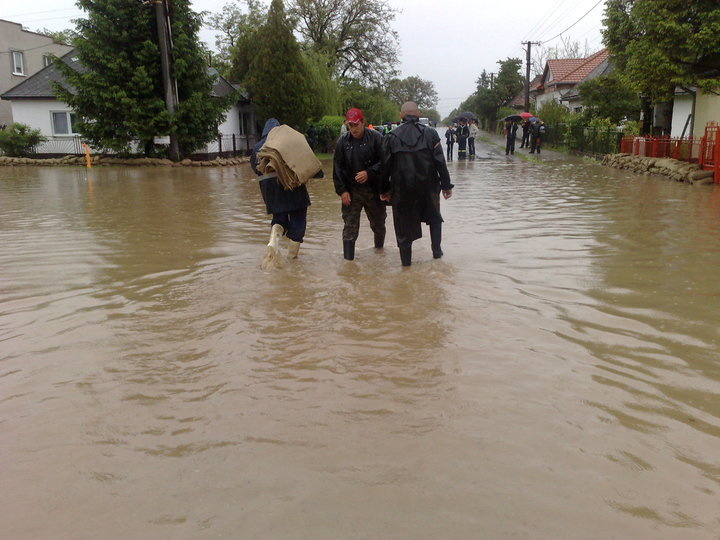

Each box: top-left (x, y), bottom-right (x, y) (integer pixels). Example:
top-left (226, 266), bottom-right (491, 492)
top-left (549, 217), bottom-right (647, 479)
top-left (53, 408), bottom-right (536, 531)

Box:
top-left (530, 137), bottom-right (542, 153)
top-left (468, 137), bottom-right (475, 156)
top-left (520, 131), bottom-right (530, 148)
top-left (457, 138), bottom-right (467, 160)
top-left (446, 142), bottom-right (454, 160)
top-left (271, 207), bottom-right (307, 242)
top-left (341, 186), bottom-right (387, 242)
top-left (505, 136), bottom-right (515, 155)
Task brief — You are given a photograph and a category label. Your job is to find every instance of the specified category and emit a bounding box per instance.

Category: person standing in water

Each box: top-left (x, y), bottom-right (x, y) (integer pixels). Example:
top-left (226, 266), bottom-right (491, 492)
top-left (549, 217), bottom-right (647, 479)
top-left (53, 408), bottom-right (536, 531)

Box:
top-left (332, 107), bottom-right (387, 261)
top-left (251, 118), bottom-right (320, 268)
top-left (381, 102), bottom-right (454, 267)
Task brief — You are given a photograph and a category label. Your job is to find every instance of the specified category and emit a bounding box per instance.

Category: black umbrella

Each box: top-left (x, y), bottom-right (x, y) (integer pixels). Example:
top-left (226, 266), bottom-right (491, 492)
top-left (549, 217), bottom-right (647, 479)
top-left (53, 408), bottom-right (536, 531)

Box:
top-left (503, 114), bottom-right (523, 122)
top-left (457, 111), bottom-right (477, 120)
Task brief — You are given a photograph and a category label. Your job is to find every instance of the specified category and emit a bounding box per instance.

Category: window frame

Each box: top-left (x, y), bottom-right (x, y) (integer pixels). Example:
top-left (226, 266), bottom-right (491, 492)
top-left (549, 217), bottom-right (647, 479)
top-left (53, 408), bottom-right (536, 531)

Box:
top-left (12, 51), bottom-right (25, 75)
top-left (50, 111), bottom-right (79, 136)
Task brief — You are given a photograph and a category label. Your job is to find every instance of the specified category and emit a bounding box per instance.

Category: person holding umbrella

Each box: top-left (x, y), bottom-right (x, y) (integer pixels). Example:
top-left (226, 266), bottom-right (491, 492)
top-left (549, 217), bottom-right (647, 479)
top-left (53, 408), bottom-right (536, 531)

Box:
top-left (505, 119), bottom-right (518, 155)
top-left (456, 118), bottom-right (469, 160)
top-left (529, 118), bottom-right (546, 154)
top-left (518, 111), bottom-right (533, 148)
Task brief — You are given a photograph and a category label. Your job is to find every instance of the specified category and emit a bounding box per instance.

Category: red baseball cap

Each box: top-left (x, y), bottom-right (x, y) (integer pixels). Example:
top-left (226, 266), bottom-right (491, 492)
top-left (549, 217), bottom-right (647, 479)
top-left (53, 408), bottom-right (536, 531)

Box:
top-left (345, 108), bottom-right (364, 123)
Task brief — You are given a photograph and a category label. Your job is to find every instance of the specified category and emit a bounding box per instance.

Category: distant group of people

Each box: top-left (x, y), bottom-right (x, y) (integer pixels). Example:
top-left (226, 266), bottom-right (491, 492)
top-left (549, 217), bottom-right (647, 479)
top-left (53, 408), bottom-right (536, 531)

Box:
top-left (252, 101), bottom-right (454, 268)
top-left (514, 117), bottom-right (546, 154)
top-left (444, 118), bottom-right (479, 160)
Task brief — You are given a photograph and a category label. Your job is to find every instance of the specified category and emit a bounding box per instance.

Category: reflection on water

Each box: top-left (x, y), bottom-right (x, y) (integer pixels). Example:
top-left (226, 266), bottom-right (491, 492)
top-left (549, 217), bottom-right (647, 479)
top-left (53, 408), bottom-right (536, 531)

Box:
top-left (1, 145), bottom-right (720, 538)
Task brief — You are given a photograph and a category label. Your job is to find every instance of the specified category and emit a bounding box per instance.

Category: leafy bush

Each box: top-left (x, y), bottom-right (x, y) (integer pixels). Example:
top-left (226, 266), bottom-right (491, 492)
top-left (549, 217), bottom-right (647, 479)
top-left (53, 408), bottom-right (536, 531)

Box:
top-left (310, 115), bottom-right (344, 153)
top-left (587, 117), bottom-right (615, 131)
top-left (536, 100), bottom-right (570, 125)
top-left (620, 120), bottom-right (641, 136)
top-left (562, 113), bottom-right (587, 148)
top-left (0, 123), bottom-right (46, 157)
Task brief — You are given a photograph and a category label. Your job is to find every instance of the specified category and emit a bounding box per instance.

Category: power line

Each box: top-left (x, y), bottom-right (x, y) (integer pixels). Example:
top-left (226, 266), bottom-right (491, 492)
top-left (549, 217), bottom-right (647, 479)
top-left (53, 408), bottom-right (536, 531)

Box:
top-left (526, 0), bottom-right (571, 40)
top-left (2, 8), bottom-right (78, 17)
top-left (540, 0), bottom-right (604, 45)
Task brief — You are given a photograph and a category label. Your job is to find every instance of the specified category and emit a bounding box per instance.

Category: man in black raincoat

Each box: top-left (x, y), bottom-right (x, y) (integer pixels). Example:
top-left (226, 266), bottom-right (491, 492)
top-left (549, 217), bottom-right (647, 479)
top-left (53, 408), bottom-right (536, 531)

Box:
top-left (381, 102), bottom-right (454, 267)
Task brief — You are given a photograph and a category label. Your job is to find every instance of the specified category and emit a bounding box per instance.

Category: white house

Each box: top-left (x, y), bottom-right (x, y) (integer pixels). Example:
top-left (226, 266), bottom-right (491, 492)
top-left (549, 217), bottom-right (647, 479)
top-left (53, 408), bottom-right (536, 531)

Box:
top-left (0, 19), bottom-right (74, 126)
top-left (1, 49), bottom-right (258, 156)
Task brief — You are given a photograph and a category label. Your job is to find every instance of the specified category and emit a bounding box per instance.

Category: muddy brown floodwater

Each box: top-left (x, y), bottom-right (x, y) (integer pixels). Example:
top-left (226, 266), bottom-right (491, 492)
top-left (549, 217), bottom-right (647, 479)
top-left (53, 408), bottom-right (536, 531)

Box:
top-left (2, 136), bottom-right (720, 538)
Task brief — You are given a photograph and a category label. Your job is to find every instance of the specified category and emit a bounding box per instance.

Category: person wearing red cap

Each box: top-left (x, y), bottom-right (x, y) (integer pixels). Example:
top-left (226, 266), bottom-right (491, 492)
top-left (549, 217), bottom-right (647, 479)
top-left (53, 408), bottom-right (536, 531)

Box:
top-left (333, 107), bottom-right (386, 260)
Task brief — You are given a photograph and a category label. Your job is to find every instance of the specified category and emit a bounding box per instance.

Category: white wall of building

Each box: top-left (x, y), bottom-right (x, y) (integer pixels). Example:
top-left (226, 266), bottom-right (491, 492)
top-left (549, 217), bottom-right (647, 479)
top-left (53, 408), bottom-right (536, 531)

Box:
top-left (694, 91), bottom-right (720, 138)
top-left (11, 99), bottom-right (72, 136)
top-left (535, 90), bottom-right (565, 111)
top-left (218, 104), bottom-right (241, 134)
top-left (671, 94), bottom-right (693, 137)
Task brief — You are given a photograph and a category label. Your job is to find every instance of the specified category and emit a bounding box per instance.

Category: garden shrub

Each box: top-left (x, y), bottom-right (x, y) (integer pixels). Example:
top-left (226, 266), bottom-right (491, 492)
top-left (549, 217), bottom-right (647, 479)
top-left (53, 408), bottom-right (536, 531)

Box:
top-left (0, 123), bottom-right (46, 157)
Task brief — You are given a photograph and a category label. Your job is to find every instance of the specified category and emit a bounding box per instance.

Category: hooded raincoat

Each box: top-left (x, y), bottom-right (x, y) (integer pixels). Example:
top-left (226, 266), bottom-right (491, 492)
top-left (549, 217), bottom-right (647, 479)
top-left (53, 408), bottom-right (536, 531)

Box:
top-left (251, 118), bottom-right (311, 215)
top-left (381, 117), bottom-right (454, 246)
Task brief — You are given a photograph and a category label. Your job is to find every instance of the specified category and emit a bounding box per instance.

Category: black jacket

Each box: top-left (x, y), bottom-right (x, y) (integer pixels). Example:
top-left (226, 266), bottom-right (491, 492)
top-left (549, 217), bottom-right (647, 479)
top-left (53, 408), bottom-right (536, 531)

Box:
top-left (381, 118), bottom-right (454, 244)
top-left (332, 128), bottom-right (384, 195)
top-left (381, 119), bottom-right (453, 195)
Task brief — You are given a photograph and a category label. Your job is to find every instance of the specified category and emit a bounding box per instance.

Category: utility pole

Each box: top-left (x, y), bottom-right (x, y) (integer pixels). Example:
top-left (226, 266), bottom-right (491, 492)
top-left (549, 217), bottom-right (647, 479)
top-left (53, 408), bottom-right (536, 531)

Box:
top-left (522, 41), bottom-right (541, 113)
top-left (154, 0), bottom-right (180, 161)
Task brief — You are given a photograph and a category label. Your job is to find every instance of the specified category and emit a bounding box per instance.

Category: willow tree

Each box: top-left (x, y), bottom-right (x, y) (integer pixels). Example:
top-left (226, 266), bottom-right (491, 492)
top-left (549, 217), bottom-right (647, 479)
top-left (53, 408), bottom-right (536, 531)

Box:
top-left (54, 0), bottom-right (234, 158)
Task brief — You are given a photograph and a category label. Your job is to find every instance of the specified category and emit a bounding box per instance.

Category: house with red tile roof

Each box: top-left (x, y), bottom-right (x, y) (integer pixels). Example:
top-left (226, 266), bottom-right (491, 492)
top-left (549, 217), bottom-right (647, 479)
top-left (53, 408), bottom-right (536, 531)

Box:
top-left (534, 49), bottom-right (610, 112)
top-left (508, 74), bottom-right (542, 111)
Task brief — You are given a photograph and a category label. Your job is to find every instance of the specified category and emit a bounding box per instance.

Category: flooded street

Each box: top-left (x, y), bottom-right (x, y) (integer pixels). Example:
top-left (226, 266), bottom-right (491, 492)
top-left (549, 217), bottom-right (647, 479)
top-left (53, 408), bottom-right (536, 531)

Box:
top-left (2, 136), bottom-right (720, 538)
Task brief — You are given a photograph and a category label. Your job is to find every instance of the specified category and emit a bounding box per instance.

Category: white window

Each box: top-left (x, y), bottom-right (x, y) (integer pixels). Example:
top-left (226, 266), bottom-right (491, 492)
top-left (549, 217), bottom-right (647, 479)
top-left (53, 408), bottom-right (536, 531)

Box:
top-left (51, 111), bottom-right (78, 135)
top-left (12, 51), bottom-right (24, 75)
top-left (43, 55), bottom-right (53, 67)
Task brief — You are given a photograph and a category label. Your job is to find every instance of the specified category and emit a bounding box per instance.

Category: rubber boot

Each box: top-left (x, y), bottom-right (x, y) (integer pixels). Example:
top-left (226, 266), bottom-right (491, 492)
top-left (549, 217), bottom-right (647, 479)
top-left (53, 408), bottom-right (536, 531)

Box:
top-left (430, 223), bottom-right (443, 259)
top-left (343, 240), bottom-right (355, 261)
top-left (399, 244), bottom-right (412, 267)
top-left (261, 224), bottom-right (286, 269)
top-left (374, 231), bottom-right (385, 249)
top-left (287, 239), bottom-right (301, 259)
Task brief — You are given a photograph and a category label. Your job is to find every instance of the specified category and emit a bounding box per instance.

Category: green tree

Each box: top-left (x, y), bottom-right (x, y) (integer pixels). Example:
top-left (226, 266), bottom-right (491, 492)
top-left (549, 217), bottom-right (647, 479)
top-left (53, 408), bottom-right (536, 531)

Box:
top-left (54, 0), bottom-right (234, 159)
top-left (493, 58), bottom-right (524, 108)
top-left (37, 27), bottom-right (77, 45)
top-left (243, 0), bottom-right (315, 128)
top-left (577, 73), bottom-right (641, 123)
top-left (385, 76), bottom-right (439, 110)
top-left (304, 50), bottom-right (342, 119)
top-left (603, 0), bottom-right (720, 102)
top-left (289, 0), bottom-right (400, 85)
top-left (207, 0), bottom-right (267, 79)
top-left (339, 82), bottom-right (398, 124)
top-left (458, 59), bottom-right (525, 127)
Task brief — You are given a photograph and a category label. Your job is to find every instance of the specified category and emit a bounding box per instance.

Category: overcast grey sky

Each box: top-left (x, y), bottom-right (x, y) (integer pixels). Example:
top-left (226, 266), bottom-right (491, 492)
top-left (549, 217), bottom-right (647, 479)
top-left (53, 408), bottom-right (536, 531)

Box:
top-left (3, 0), bottom-right (606, 117)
